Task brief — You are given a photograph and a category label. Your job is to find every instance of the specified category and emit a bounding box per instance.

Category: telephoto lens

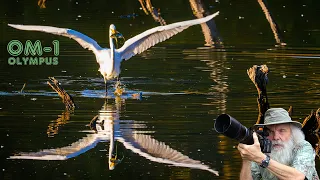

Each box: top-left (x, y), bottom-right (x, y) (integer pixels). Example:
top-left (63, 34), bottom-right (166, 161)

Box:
top-left (214, 114), bottom-right (254, 145)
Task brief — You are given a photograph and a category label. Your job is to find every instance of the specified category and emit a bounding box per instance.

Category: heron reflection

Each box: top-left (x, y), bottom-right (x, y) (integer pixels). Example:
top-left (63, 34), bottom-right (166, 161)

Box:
top-left (9, 97), bottom-right (218, 175)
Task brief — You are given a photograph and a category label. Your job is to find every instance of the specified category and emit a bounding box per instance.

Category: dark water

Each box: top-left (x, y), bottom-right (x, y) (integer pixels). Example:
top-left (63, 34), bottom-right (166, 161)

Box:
top-left (1, 0), bottom-right (320, 179)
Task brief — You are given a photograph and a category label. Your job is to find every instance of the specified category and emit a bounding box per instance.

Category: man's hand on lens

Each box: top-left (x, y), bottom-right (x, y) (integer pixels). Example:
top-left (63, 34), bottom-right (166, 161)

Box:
top-left (237, 132), bottom-right (266, 164)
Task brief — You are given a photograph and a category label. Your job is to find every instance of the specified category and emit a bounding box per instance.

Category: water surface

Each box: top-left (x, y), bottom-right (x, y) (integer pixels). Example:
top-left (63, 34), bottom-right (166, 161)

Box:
top-left (1, 0), bottom-right (320, 179)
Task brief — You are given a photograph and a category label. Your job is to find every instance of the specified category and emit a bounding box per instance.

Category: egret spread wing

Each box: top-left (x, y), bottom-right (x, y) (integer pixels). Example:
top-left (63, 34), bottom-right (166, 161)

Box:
top-left (118, 134), bottom-right (219, 175)
top-left (116, 11), bottom-right (219, 61)
top-left (8, 24), bottom-right (103, 53)
top-left (8, 134), bottom-right (100, 160)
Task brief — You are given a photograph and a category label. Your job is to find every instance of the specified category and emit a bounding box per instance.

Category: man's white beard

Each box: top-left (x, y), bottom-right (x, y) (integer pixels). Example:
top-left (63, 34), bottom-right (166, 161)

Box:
top-left (261, 137), bottom-right (295, 179)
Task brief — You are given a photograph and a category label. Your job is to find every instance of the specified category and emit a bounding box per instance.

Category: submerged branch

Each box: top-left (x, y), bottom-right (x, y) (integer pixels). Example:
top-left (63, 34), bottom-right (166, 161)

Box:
top-left (20, 83), bottom-right (26, 93)
top-left (139, 0), bottom-right (166, 25)
top-left (257, 0), bottom-right (286, 46)
top-left (247, 65), bottom-right (269, 124)
top-left (189, 0), bottom-right (223, 47)
top-left (38, 0), bottom-right (46, 8)
top-left (302, 108), bottom-right (320, 158)
top-left (47, 77), bottom-right (75, 112)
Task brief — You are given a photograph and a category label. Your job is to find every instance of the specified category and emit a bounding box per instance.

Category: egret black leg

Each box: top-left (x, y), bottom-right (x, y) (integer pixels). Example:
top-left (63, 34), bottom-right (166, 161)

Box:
top-left (105, 82), bottom-right (108, 96)
top-left (116, 77), bottom-right (121, 89)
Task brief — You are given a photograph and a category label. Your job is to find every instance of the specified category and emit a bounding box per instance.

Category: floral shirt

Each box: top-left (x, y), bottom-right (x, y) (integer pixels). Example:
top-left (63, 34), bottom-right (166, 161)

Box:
top-left (251, 140), bottom-right (319, 180)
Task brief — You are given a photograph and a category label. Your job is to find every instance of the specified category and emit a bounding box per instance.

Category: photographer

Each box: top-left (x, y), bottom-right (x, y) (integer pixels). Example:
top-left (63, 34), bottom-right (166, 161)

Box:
top-left (238, 108), bottom-right (319, 180)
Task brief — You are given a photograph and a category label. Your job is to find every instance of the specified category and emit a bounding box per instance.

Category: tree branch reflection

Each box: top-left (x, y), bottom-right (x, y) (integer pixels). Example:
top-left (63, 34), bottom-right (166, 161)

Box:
top-left (47, 111), bottom-right (71, 137)
top-left (183, 47), bottom-right (238, 177)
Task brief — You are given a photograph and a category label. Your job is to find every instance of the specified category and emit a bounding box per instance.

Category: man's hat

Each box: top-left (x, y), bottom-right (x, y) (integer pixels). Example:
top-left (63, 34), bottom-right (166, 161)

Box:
top-left (254, 108), bottom-right (302, 128)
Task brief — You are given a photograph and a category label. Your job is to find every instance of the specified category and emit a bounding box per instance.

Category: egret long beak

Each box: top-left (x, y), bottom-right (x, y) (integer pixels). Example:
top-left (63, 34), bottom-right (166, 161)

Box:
top-left (110, 30), bottom-right (125, 48)
top-left (109, 158), bottom-right (116, 170)
top-left (109, 156), bottom-right (124, 170)
top-left (108, 143), bottom-right (124, 170)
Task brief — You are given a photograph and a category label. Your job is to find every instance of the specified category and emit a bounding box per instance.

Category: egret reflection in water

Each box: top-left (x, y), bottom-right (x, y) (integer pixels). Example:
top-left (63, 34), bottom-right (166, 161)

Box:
top-left (8, 97), bottom-right (219, 175)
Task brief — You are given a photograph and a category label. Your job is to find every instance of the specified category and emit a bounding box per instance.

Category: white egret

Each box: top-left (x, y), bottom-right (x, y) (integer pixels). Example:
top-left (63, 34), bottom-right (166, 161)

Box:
top-left (8, 11), bottom-right (219, 94)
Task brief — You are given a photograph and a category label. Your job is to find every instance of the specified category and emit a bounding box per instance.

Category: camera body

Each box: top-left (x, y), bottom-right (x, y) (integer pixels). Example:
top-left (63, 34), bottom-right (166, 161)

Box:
top-left (255, 125), bottom-right (272, 153)
top-left (214, 114), bottom-right (272, 153)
